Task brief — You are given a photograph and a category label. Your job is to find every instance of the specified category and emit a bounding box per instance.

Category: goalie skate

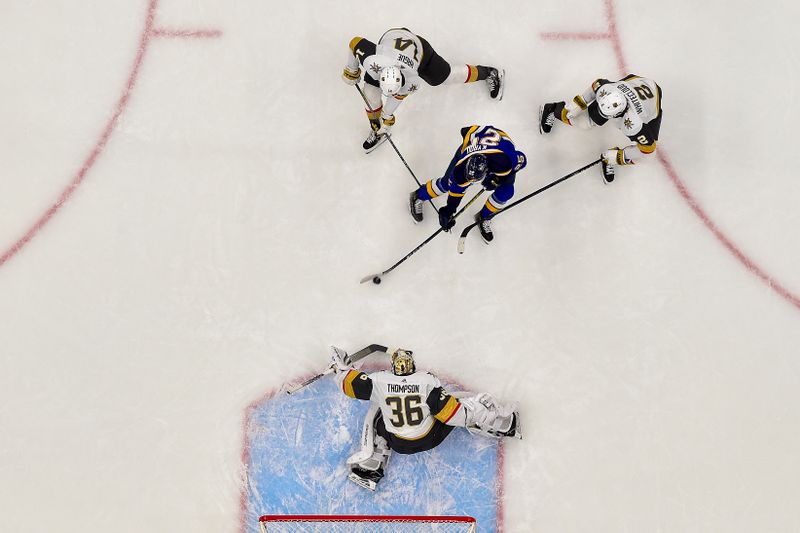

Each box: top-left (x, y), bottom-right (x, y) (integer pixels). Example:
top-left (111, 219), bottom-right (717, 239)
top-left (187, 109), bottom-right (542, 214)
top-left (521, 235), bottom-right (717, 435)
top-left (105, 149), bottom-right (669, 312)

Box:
top-left (348, 466), bottom-right (384, 491)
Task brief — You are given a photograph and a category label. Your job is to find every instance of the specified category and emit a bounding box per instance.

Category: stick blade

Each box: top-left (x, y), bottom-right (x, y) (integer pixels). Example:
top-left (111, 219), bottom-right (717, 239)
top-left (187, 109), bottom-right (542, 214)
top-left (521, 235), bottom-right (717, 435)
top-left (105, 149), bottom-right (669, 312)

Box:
top-left (457, 224), bottom-right (475, 254)
top-left (359, 272), bottom-right (381, 284)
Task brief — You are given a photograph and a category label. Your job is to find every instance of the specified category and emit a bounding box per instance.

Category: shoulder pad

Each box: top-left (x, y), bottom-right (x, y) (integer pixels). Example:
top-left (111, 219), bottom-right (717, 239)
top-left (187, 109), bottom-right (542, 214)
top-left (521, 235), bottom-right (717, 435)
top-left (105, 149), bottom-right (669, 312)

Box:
top-left (348, 36), bottom-right (363, 51)
top-left (592, 78), bottom-right (613, 91)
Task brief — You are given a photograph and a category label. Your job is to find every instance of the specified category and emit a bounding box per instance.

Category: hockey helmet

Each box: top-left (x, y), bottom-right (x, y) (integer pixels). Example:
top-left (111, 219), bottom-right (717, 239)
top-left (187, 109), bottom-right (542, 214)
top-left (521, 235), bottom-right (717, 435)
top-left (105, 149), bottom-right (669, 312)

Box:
top-left (465, 154), bottom-right (488, 182)
top-left (379, 66), bottom-right (404, 96)
top-left (390, 348), bottom-right (415, 376)
top-left (596, 85), bottom-right (628, 118)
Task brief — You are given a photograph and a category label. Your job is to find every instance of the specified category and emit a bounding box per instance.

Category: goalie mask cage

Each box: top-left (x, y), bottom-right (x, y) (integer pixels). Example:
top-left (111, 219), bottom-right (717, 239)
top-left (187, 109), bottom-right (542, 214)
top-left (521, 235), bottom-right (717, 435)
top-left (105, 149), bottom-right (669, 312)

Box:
top-left (258, 514), bottom-right (477, 532)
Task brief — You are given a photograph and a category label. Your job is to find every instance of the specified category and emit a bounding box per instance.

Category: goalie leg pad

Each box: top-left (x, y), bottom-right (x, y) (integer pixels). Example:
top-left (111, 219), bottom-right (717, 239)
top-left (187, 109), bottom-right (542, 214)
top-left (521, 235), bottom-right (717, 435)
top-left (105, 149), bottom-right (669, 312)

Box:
top-left (347, 404), bottom-right (392, 473)
top-left (460, 393), bottom-right (521, 439)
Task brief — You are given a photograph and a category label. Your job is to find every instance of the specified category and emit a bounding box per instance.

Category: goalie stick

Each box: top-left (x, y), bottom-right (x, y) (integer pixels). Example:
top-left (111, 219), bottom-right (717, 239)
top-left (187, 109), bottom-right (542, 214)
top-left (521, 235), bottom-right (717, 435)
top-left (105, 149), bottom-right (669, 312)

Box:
top-left (285, 344), bottom-right (388, 395)
top-left (360, 189), bottom-right (485, 285)
top-left (457, 158), bottom-right (602, 254)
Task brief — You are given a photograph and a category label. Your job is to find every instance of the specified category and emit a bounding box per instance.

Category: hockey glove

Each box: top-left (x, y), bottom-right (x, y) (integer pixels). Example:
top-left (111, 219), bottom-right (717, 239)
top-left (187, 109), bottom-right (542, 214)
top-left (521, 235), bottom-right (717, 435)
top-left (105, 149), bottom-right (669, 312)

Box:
top-left (330, 346), bottom-right (350, 373)
top-left (438, 204), bottom-right (457, 231)
top-left (342, 67), bottom-right (361, 86)
top-left (481, 175), bottom-right (505, 191)
top-left (377, 114), bottom-right (395, 137)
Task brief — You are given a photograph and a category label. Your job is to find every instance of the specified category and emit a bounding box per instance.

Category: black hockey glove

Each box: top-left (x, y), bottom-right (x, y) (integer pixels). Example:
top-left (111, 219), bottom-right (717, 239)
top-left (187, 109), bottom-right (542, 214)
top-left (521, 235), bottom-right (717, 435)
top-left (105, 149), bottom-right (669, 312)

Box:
top-left (438, 204), bottom-right (456, 231)
top-left (481, 174), bottom-right (506, 191)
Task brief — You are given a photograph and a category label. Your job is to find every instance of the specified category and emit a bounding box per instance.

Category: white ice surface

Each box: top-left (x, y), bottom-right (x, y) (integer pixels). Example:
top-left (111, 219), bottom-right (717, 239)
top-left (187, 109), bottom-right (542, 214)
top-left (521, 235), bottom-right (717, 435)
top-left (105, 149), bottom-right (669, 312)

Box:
top-left (1, 1), bottom-right (799, 532)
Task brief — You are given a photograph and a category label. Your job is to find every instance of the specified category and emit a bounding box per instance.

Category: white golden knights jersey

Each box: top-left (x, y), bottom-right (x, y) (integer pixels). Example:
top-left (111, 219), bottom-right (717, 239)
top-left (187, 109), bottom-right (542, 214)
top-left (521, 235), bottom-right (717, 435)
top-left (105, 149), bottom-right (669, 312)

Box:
top-left (346, 28), bottom-right (424, 99)
top-left (339, 368), bottom-right (462, 441)
top-left (574, 74), bottom-right (663, 156)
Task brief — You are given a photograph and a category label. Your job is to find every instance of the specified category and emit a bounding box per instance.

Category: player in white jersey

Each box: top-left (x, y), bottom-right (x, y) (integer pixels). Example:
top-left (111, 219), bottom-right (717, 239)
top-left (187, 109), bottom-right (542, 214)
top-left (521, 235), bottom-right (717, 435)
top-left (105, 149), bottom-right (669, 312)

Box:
top-left (330, 346), bottom-right (520, 490)
top-left (342, 28), bottom-right (505, 152)
top-left (538, 74), bottom-right (663, 183)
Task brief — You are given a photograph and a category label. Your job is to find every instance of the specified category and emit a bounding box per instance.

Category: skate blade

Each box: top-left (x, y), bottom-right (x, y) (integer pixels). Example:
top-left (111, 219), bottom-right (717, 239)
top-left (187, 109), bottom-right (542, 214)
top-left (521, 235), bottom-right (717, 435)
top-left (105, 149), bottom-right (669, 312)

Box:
top-left (538, 105), bottom-right (545, 135)
top-left (364, 133), bottom-right (390, 154)
top-left (494, 69), bottom-right (505, 101)
top-left (348, 472), bottom-right (377, 491)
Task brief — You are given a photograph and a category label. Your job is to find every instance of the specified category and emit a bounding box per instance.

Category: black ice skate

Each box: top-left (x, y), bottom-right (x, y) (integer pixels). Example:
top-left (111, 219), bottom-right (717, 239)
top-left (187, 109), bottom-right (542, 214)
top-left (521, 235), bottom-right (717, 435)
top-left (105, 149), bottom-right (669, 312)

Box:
top-left (363, 129), bottom-right (389, 154)
top-left (486, 67), bottom-right (505, 100)
top-left (539, 102), bottom-right (557, 134)
top-left (348, 465), bottom-right (385, 491)
top-left (600, 157), bottom-right (615, 184)
top-left (409, 190), bottom-right (424, 223)
top-left (476, 213), bottom-right (494, 244)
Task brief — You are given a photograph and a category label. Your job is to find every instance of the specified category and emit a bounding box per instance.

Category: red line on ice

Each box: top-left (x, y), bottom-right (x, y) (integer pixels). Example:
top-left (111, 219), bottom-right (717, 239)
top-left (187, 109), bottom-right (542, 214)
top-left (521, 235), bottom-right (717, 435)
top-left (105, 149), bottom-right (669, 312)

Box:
top-left (540, 31), bottom-right (611, 41)
top-left (151, 28), bottom-right (222, 38)
top-left (542, 0), bottom-right (800, 311)
top-left (239, 370), bottom-right (508, 532)
top-left (0, 1), bottom-right (221, 269)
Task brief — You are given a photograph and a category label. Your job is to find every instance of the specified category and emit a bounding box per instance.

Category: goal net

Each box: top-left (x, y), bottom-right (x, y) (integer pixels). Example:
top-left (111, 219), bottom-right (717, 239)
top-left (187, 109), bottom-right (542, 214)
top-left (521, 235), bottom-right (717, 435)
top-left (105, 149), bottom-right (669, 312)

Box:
top-left (258, 514), bottom-right (477, 532)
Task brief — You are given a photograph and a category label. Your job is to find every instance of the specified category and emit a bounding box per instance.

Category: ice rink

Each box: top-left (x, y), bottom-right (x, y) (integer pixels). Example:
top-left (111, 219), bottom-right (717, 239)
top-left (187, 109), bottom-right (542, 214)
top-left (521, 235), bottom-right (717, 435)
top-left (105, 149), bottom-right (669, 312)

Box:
top-left (2, 0), bottom-right (800, 531)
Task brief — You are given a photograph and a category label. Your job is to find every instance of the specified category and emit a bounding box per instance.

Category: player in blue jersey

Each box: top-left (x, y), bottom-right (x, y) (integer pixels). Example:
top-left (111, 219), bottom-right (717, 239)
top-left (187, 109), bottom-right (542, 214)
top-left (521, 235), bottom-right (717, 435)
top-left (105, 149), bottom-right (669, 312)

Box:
top-left (409, 125), bottom-right (527, 243)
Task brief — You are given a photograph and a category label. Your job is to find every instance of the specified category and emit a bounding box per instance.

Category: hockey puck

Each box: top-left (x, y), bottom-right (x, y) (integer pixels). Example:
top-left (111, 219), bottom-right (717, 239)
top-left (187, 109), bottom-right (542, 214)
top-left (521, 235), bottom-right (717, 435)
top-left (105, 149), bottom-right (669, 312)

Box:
top-left (372, 277), bottom-right (381, 285)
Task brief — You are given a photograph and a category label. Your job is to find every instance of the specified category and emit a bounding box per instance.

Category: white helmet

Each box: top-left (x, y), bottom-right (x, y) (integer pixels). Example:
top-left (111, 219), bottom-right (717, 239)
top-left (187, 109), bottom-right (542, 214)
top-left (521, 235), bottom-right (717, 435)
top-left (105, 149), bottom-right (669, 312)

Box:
top-left (596, 85), bottom-right (628, 118)
top-left (379, 66), bottom-right (404, 96)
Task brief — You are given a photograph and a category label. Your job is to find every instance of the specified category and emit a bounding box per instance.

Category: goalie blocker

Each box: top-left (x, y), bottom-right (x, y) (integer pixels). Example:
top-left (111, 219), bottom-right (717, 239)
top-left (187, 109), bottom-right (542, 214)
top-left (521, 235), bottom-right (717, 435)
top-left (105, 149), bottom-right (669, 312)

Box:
top-left (329, 345), bottom-right (520, 490)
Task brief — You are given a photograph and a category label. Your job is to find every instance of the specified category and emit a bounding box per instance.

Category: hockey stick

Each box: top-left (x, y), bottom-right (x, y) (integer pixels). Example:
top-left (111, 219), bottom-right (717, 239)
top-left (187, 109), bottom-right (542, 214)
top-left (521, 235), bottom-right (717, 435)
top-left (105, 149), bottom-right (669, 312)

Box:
top-left (353, 84), bottom-right (439, 214)
top-left (285, 344), bottom-right (387, 395)
top-left (457, 158), bottom-right (602, 254)
top-left (360, 189), bottom-right (486, 285)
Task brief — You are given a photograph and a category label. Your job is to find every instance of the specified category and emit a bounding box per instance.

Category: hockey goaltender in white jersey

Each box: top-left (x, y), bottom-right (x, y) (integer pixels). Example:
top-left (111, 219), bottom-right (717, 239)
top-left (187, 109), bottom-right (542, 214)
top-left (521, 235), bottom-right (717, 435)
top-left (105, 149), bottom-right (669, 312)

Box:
top-left (538, 74), bottom-right (663, 183)
top-left (330, 345), bottom-right (520, 490)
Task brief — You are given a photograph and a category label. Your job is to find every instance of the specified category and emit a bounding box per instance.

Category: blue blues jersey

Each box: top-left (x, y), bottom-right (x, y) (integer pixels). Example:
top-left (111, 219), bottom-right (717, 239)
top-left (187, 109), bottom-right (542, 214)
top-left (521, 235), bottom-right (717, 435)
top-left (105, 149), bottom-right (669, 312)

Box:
top-left (417, 125), bottom-right (527, 219)
top-left (453, 125), bottom-right (526, 187)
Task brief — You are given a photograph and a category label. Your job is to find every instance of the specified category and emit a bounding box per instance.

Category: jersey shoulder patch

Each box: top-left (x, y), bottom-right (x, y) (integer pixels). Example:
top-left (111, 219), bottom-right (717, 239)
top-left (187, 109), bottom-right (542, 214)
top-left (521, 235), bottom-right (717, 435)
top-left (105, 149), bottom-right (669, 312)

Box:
top-left (350, 37), bottom-right (376, 63)
top-left (342, 369), bottom-right (372, 400)
top-left (591, 78), bottom-right (613, 92)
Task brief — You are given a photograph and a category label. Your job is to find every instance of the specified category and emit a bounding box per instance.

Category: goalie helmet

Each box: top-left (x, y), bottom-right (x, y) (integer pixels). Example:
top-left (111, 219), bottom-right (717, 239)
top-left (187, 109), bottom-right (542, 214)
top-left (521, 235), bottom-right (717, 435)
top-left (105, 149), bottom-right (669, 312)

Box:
top-left (390, 348), bottom-right (415, 376)
top-left (379, 66), bottom-right (404, 96)
top-left (465, 154), bottom-right (488, 182)
top-left (596, 85), bottom-right (628, 118)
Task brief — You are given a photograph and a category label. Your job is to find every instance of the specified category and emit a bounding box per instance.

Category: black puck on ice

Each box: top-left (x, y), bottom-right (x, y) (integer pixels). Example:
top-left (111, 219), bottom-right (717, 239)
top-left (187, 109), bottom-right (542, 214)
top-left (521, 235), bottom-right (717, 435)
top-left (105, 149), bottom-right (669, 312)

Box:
top-left (372, 277), bottom-right (381, 285)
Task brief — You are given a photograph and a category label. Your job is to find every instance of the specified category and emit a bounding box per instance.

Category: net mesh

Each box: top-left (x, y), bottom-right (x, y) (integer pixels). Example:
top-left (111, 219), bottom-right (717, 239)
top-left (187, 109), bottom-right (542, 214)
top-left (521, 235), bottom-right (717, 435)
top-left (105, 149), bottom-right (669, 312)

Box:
top-left (258, 515), bottom-right (477, 533)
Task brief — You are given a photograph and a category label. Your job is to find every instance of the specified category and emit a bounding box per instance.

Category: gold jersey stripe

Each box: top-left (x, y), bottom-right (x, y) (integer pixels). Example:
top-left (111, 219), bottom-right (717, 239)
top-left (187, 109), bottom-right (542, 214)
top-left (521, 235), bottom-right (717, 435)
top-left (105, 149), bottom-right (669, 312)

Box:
top-left (426, 181), bottom-right (439, 198)
top-left (393, 423), bottom-right (435, 441)
top-left (349, 36), bottom-right (363, 52)
top-left (484, 200), bottom-right (501, 213)
top-left (573, 95), bottom-right (588, 110)
top-left (448, 191), bottom-right (466, 198)
top-left (461, 125), bottom-right (479, 152)
top-left (342, 369), bottom-right (359, 398)
top-left (638, 141), bottom-right (657, 154)
top-left (455, 148), bottom-right (502, 166)
top-left (434, 397), bottom-right (461, 423)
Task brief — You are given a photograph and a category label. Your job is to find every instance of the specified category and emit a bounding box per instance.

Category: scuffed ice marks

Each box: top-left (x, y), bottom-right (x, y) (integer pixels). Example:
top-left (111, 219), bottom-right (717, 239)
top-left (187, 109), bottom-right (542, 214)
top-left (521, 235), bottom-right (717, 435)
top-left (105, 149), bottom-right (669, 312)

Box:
top-left (244, 378), bottom-right (503, 531)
